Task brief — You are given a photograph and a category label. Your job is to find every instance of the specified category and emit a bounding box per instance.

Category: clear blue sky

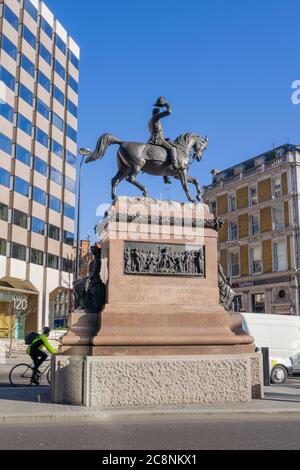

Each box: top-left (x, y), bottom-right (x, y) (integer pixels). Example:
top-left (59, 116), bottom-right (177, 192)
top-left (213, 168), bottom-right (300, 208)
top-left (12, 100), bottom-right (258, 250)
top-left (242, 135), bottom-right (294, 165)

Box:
top-left (48, 0), bottom-right (300, 241)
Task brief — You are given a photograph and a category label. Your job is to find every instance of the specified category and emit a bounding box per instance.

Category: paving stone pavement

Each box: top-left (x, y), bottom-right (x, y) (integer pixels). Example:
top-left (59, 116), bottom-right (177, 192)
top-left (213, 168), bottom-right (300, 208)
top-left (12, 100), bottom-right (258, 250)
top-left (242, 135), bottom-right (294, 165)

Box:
top-left (0, 384), bottom-right (300, 423)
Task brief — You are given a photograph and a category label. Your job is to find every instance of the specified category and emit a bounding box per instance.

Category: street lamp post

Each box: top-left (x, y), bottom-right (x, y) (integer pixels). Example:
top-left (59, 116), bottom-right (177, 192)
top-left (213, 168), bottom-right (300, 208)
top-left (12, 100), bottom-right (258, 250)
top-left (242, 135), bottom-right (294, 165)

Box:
top-left (75, 148), bottom-right (92, 281)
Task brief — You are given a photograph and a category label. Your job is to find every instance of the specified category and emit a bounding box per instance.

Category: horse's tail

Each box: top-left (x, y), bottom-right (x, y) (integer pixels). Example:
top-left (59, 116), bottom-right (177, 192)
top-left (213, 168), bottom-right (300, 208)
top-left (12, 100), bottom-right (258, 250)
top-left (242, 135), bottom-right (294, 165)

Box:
top-left (86, 133), bottom-right (123, 162)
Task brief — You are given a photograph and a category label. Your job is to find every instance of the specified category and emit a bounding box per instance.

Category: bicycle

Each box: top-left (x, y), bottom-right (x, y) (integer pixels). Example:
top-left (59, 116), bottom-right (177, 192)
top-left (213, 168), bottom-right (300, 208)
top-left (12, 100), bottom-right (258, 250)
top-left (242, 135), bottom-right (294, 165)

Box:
top-left (9, 360), bottom-right (51, 387)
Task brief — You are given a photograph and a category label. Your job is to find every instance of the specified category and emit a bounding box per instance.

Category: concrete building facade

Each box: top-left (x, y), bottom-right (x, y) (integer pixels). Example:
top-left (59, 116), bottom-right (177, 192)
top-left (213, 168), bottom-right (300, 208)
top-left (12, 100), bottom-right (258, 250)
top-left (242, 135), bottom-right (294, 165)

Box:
top-left (203, 144), bottom-right (300, 316)
top-left (0, 0), bottom-right (79, 337)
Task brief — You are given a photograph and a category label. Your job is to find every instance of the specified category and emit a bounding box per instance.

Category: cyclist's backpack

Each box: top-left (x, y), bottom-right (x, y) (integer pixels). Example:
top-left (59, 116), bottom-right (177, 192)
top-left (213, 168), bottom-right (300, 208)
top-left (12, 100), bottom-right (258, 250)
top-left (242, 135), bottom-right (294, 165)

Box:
top-left (25, 332), bottom-right (39, 345)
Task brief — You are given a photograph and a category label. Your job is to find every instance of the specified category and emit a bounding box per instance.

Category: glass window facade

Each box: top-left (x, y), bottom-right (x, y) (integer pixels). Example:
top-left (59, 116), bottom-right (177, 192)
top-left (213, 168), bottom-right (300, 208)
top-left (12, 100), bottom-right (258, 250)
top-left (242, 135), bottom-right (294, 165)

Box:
top-left (1, 35), bottom-right (17, 60)
top-left (0, 133), bottom-right (12, 155)
top-left (39, 43), bottom-right (51, 65)
top-left (35, 128), bottom-right (49, 148)
top-left (37, 99), bottom-right (49, 120)
top-left (34, 156), bottom-right (47, 176)
top-left (62, 257), bottom-right (73, 273)
top-left (21, 54), bottom-right (35, 77)
top-left (3, 5), bottom-right (19, 31)
top-left (13, 209), bottom-right (28, 229)
top-left (64, 203), bottom-right (75, 220)
top-left (0, 203), bottom-right (8, 222)
top-left (69, 51), bottom-right (79, 70)
top-left (24, 0), bottom-right (38, 21)
top-left (11, 243), bottom-right (27, 261)
top-left (49, 224), bottom-right (60, 241)
top-left (0, 102), bottom-right (13, 122)
top-left (16, 145), bottom-right (31, 166)
top-left (52, 112), bottom-right (64, 132)
top-left (18, 114), bottom-right (32, 136)
top-left (19, 83), bottom-right (34, 106)
top-left (68, 74), bottom-right (78, 94)
top-left (51, 139), bottom-right (63, 158)
top-left (64, 231), bottom-right (74, 246)
top-left (0, 2), bottom-right (79, 296)
top-left (65, 176), bottom-right (76, 193)
top-left (48, 254), bottom-right (59, 270)
top-left (0, 239), bottom-right (6, 257)
top-left (32, 186), bottom-right (47, 206)
top-left (0, 65), bottom-right (15, 91)
top-left (38, 71), bottom-right (51, 92)
top-left (54, 59), bottom-right (66, 80)
top-left (23, 25), bottom-right (36, 49)
top-left (50, 167), bottom-right (62, 185)
top-left (67, 99), bottom-right (78, 118)
top-left (0, 168), bottom-right (10, 187)
top-left (53, 85), bottom-right (64, 106)
top-left (56, 35), bottom-right (66, 55)
top-left (31, 217), bottom-right (45, 235)
top-left (66, 150), bottom-right (76, 168)
top-left (49, 195), bottom-right (61, 213)
top-left (66, 124), bottom-right (77, 143)
top-left (40, 17), bottom-right (53, 39)
top-left (31, 248), bottom-right (44, 266)
top-left (15, 177), bottom-right (29, 197)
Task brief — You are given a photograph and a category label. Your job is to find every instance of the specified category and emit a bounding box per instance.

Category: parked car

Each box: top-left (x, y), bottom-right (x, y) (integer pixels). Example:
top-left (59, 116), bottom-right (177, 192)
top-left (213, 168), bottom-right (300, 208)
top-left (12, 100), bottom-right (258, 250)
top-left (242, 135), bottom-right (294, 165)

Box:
top-left (269, 356), bottom-right (293, 384)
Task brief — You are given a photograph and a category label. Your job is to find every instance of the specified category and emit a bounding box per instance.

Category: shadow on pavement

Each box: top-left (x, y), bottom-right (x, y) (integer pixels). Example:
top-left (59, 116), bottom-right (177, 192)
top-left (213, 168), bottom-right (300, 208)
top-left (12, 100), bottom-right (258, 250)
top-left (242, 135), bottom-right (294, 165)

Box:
top-left (0, 387), bottom-right (51, 403)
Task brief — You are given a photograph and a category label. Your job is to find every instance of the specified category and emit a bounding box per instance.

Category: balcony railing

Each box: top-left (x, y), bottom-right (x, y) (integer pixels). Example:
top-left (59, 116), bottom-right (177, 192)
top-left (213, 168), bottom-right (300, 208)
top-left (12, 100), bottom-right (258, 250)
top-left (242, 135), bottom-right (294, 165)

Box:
top-left (265, 155), bottom-right (286, 169)
top-left (243, 165), bottom-right (263, 178)
top-left (204, 154), bottom-right (290, 192)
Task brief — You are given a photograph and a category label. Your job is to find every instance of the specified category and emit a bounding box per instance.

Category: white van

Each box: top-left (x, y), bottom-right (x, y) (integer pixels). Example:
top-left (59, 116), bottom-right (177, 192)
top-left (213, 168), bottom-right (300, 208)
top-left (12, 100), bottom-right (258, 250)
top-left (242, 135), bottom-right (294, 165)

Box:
top-left (239, 313), bottom-right (300, 384)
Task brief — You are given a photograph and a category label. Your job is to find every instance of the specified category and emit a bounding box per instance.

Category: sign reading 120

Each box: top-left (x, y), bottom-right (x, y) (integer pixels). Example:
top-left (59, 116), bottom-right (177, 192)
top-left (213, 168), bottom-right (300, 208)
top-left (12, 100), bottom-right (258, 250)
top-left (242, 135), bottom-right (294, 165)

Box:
top-left (13, 296), bottom-right (28, 311)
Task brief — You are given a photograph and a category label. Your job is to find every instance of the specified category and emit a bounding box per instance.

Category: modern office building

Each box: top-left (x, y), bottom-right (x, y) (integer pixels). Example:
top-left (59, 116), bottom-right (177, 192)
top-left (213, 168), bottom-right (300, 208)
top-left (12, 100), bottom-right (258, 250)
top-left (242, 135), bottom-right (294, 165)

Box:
top-left (0, 0), bottom-right (79, 337)
top-left (203, 144), bottom-right (300, 316)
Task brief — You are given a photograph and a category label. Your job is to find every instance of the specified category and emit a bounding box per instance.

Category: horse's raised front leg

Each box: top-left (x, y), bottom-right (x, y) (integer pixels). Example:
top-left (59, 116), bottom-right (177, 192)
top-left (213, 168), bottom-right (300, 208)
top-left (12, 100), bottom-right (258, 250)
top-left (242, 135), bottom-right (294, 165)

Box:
top-left (187, 176), bottom-right (202, 202)
top-left (126, 168), bottom-right (149, 198)
top-left (178, 170), bottom-right (195, 203)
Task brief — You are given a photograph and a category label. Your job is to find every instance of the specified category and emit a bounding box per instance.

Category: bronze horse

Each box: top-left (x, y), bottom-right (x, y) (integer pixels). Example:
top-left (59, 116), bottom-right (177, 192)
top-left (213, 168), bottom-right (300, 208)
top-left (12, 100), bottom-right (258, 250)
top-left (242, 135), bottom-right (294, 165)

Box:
top-left (85, 132), bottom-right (208, 202)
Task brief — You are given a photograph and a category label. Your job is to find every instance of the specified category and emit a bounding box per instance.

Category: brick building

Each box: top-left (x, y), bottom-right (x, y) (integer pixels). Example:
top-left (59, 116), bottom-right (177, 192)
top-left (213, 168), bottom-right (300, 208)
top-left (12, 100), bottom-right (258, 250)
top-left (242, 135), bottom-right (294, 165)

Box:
top-left (203, 144), bottom-right (300, 315)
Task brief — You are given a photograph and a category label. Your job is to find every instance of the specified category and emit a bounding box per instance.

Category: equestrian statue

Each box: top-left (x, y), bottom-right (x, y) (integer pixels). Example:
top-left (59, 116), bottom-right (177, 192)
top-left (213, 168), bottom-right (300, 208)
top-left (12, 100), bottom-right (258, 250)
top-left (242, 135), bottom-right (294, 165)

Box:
top-left (85, 97), bottom-right (208, 203)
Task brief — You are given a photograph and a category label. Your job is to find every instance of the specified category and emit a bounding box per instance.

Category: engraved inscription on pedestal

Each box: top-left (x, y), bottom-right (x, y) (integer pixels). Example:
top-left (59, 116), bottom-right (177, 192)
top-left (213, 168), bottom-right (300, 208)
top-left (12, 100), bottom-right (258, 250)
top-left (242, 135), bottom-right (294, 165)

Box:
top-left (124, 242), bottom-right (205, 277)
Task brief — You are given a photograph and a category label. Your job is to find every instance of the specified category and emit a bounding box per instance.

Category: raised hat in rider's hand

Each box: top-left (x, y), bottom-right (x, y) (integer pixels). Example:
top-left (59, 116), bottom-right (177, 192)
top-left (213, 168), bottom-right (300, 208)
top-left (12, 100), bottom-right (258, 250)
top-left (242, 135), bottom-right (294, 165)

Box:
top-left (154, 96), bottom-right (167, 107)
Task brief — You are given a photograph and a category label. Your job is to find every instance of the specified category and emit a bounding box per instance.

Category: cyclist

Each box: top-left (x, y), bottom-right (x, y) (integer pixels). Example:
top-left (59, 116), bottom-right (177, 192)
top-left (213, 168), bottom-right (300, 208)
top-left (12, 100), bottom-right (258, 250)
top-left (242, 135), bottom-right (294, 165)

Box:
top-left (26, 327), bottom-right (57, 385)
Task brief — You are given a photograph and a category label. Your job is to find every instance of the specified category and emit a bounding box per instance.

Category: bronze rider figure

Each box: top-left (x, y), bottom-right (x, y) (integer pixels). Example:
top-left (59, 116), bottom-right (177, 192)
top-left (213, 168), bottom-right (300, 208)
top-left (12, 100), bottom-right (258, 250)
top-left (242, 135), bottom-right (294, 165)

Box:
top-left (148, 96), bottom-right (180, 170)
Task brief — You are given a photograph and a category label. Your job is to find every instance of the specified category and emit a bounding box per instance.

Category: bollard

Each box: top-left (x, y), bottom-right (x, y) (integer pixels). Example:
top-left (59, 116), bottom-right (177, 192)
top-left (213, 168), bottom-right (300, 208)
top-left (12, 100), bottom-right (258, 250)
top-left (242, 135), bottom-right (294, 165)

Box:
top-left (261, 347), bottom-right (270, 386)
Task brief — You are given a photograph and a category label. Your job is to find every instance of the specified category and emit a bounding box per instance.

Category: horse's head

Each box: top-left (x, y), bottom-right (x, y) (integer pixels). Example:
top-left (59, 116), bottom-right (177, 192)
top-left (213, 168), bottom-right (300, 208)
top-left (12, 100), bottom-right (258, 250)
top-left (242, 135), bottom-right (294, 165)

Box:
top-left (175, 133), bottom-right (208, 163)
top-left (193, 135), bottom-right (208, 162)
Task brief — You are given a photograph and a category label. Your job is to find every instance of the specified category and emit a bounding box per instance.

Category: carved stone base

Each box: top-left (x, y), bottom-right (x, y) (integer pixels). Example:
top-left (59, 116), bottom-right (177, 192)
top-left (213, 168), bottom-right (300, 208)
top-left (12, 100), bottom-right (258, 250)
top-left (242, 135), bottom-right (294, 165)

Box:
top-left (52, 353), bottom-right (264, 407)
